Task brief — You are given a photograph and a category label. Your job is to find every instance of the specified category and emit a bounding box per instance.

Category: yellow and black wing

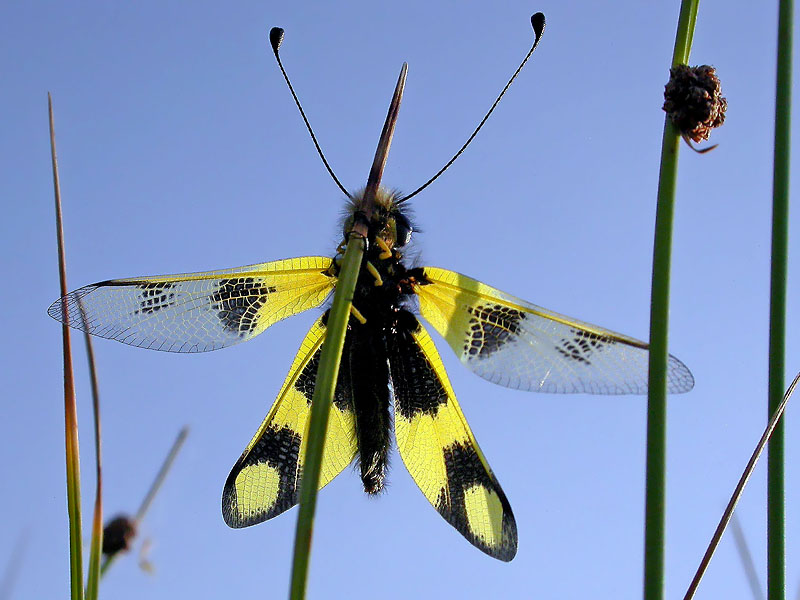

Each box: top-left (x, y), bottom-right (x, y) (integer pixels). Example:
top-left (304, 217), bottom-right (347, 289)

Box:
top-left (415, 267), bottom-right (694, 395)
top-left (223, 316), bottom-right (357, 527)
top-left (48, 257), bottom-right (335, 352)
top-left (389, 319), bottom-right (517, 561)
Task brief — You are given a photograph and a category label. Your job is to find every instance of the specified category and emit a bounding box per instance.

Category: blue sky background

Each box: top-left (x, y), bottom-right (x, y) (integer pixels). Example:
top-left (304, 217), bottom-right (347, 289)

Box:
top-left (2, 2), bottom-right (799, 598)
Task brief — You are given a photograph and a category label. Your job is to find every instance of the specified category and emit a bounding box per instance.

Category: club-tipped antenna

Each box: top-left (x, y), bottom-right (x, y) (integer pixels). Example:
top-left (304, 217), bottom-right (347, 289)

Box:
top-left (269, 27), bottom-right (352, 199)
top-left (397, 12), bottom-right (546, 204)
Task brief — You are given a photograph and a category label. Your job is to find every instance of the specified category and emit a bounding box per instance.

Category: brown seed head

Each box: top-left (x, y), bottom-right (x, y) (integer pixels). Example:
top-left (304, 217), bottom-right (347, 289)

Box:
top-left (663, 65), bottom-right (727, 142)
top-left (102, 515), bottom-right (137, 557)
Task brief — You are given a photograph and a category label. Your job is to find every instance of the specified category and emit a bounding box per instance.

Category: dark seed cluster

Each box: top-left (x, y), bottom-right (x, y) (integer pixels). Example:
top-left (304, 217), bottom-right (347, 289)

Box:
top-left (663, 64), bottom-right (727, 142)
top-left (102, 515), bottom-right (137, 557)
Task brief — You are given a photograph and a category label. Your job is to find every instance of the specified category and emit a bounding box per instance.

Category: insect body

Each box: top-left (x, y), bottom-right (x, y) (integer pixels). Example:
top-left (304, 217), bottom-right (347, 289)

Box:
top-left (49, 13), bottom-right (694, 561)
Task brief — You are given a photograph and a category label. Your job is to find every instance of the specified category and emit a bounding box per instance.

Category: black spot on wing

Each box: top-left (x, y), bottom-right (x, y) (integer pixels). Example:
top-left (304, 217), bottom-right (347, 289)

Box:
top-left (293, 321), bottom-right (353, 414)
top-left (222, 425), bottom-right (301, 527)
top-left (463, 304), bottom-right (526, 358)
top-left (388, 313), bottom-right (448, 420)
top-left (134, 282), bottom-right (176, 315)
top-left (555, 328), bottom-right (616, 366)
top-left (210, 277), bottom-right (277, 336)
top-left (436, 441), bottom-right (517, 561)
top-left (294, 350), bottom-right (320, 404)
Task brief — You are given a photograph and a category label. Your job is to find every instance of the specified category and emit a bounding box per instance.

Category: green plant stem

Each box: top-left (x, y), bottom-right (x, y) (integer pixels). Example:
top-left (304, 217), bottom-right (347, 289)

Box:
top-left (289, 237), bottom-right (363, 600)
top-left (644, 123), bottom-right (678, 600)
top-left (49, 93), bottom-right (84, 600)
top-left (643, 2), bottom-right (699, 600)
top-left (768, 0), bottom-right (792, 598)
top-left (86, 498), bottom-right (102, 600)
top-left (83, 327), bottom-right (103, 600)
top-left (134, 427), bottom-right (189, 523)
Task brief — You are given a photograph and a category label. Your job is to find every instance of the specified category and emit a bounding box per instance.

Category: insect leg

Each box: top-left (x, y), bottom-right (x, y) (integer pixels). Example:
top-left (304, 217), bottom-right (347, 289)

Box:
top-left (366, 261), bottom-right (384, 286)
top-left (376, 237), bottom-right (392, 260)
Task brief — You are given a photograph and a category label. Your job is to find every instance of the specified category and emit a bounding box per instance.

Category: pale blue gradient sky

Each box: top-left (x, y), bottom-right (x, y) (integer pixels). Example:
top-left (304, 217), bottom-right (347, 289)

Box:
top-left (2, 2), bottom-right (799, 599)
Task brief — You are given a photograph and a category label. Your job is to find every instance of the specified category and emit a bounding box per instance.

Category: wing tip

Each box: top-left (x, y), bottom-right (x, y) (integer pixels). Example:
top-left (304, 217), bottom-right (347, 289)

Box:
top-left (466, 505), bottom-right (518, 562)
top-left (47, 285), bottom-right (98, 327)
top-left (221, 483), bottom-right (267, 529)
top-left (46, 298), bottom-right (65, 323)
top-left (667, 354), bottom-right (695, 394)
top-left (492, 542), bottom-right (518, 562)
top-left (221, 458), bottom-right (258, 529)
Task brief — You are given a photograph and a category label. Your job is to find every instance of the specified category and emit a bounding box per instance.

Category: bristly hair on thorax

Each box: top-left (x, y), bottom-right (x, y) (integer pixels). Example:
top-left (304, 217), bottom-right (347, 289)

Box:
top-left (340, 187), bottom-right (414, 252)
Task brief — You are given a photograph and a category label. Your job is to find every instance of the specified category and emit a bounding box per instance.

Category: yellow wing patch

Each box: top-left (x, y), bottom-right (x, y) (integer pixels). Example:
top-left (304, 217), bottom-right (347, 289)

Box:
top-left (223, 317), bottom-right (357, 527)
top-left (48, 257), bottom-right (336, 352)
top-left (389, 321), bottom-right (517, 561)
top-left (415, 267), bottom-right (694, 395)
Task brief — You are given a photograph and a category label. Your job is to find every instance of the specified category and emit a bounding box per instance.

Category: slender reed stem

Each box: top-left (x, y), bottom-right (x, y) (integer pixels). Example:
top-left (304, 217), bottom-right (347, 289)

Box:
top-left (49, 93), bottom-right (85, 600)
top-left (134, 427), bottom-right (189, 523)
top-left (643, 2), bottom-right (699, 599)
top-left (100, 427), bottom-right (189, 577)
top-left (768, 0), bottom-right (792, 598)
top-left (289, 236), bottom-right (363, 600)
top-left (683, 373), bottom-right (799, 600)
top-left (287, 60), bottom-right (403, 599)
top-left (82, 320), bottom-right (103, 599)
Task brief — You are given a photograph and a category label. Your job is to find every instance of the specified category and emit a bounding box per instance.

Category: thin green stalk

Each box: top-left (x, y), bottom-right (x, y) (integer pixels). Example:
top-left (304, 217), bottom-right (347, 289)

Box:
top-left (134, 427), bottom-right (189, 523)
top-left (644, 2), bottom-right (699, 599)
top-left (49, 93), bottom-right (84, 600)
top-left (768, 0), bottom-right (792, 597)
top-left (83, 325), bottom-right (103, 600)
top-left (285, 60), bottom-right (404, 599)
top-left (100, 426), bottom-right (189, 577)
top-left (289, 236), bottom-right (363, 600)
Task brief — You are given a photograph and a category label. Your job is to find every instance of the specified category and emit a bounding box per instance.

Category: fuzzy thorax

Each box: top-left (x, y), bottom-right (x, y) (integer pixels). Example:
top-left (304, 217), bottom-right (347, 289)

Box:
top-left (342, 187), bottom-right (412, 251)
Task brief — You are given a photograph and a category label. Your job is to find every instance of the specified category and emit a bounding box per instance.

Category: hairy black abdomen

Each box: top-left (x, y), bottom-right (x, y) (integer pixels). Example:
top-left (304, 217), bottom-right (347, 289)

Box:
top-left (348, 325), bottom-right (392, 494)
